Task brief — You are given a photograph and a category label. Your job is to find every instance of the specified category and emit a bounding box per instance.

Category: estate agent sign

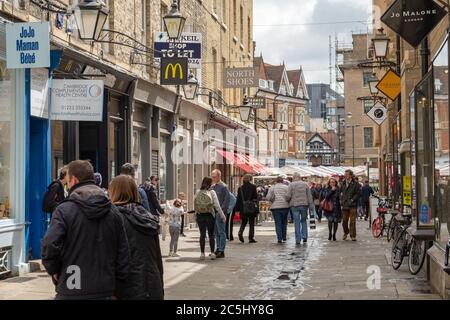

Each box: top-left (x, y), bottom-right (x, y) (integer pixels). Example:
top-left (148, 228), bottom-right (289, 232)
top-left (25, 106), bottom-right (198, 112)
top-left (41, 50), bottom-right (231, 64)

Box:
top-left (154, 32), bottom-right (202, 69)
top-left (6, 22), bottom-right (50, 69)
top-left (381, 0), bottom-right (446, 48)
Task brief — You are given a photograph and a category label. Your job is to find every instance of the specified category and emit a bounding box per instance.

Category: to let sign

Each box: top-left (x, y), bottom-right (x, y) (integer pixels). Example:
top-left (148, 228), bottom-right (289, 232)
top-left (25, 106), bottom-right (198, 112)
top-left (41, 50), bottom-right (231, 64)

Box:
top-left (224, 67), bottom-right (258, 88)
top-left (160, 58), bottom-right (188, 85)
top-left (6, 22), bottom-right (50, 69)
top-left (154, 32), bottom-right (202, 69)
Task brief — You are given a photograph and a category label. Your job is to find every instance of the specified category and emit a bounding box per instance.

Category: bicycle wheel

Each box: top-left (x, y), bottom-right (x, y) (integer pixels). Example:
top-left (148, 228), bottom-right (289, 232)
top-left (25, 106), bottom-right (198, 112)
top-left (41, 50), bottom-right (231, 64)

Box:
top-left (387, 218), bottom-right (397, 242)
top-left (372, 216), bottom-right (383, 238)
top-left (391, 228), bottom-right (407, 270)
top-left (408, 238), bottom-right (426, 275)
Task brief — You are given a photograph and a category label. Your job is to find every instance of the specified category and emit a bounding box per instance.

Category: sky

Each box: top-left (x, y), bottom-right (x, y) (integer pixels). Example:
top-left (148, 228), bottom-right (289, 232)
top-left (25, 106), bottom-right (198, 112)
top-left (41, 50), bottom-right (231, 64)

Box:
top-left (253, 0), bottom-right (372, 85)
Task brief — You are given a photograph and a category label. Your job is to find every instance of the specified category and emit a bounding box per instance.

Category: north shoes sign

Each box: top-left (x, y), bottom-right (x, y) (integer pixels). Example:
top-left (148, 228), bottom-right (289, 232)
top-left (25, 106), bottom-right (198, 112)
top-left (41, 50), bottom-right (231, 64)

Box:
top-left (224, 67), bottom-right (258, 88)
top-left (160, 58), bottom-right (188, 85)
top-left (381, 0), bottom-right (446, 48)
top-left (6, 22), bottom-right (50, 69)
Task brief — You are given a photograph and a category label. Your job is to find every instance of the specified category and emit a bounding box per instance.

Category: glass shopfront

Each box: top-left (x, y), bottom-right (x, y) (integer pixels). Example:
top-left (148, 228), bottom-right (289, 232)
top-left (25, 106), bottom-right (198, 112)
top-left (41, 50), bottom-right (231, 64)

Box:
top-left (432, 39), bottom-right (450, 249)
top-left (0, 34), bottom-right (15, 222)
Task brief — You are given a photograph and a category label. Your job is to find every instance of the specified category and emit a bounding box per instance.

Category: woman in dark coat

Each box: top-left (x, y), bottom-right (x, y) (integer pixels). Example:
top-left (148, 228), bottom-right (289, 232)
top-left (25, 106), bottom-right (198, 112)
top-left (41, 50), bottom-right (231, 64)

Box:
top-left (109, 175), bottom-right (163, 300)
top-left (234, 174), bottom-right (259, 243)
top-left (322, 177), bottom-right (342, 241)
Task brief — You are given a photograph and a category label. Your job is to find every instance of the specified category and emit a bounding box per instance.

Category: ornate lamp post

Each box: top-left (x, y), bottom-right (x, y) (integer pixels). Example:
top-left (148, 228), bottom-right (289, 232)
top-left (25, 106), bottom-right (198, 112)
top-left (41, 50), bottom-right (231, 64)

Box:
top-left (163, 0), bottom-right (186, 40)
top-left (74, 0), bottom-right (109, 41)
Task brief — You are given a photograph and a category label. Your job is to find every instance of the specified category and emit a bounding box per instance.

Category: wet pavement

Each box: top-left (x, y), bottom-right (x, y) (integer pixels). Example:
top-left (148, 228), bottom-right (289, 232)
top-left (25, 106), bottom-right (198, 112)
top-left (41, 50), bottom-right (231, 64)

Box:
top-left (0, 218), bottom-right (442, 300)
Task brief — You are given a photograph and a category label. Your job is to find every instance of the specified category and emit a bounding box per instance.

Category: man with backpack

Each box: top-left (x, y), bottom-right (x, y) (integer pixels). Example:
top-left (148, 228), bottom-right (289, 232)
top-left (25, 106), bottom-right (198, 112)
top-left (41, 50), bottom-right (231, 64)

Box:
top-left (42, 166), bottom-right (68, 216)
top-left (41, 160), bottom-right (130, 300)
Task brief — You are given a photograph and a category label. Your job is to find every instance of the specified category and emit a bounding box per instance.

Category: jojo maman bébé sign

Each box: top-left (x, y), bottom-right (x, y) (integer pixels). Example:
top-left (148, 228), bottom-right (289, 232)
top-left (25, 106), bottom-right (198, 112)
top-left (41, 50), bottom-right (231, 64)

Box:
top-left (6, 22), bottom-right (50, 69)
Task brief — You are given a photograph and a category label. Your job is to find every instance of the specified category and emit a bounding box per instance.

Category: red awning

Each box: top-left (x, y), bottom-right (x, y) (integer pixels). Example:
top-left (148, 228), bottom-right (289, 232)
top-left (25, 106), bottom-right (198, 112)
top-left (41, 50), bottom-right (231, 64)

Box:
top-left (217, 150), bottom-right (258, 174)
top-left (217, 150), bottom-right (268, 174)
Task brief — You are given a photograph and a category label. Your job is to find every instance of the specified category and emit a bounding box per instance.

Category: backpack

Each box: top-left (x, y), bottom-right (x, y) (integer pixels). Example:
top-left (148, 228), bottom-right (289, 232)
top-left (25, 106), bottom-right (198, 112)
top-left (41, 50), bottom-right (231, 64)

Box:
top-left (194, 190), bottom-right (215, 214)
top-left (41, 181), bottom-right (61, 213)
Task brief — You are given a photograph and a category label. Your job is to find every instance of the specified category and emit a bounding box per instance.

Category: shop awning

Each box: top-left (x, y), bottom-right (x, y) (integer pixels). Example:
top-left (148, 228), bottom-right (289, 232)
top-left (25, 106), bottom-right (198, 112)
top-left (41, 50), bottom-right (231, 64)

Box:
top-left (216, 150), bottom-right (268, 174)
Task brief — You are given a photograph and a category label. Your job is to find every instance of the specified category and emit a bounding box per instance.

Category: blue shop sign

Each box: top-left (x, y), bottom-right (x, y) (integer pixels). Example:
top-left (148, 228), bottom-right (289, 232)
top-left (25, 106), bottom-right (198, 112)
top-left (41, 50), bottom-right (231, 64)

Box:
top-left (6, 22), bottom-right (50, 69)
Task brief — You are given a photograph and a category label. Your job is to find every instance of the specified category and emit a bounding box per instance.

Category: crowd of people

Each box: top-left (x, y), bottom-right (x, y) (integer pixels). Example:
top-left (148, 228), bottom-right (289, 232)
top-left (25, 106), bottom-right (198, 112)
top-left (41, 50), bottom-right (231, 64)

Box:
top-left (39, 160), bottom-right (375, 300)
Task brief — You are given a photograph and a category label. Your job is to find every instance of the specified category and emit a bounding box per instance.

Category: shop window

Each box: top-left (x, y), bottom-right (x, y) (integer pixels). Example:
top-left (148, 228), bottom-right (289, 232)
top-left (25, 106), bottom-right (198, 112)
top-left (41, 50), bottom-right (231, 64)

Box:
top-left (363, 100), bottom-right (372, 113)
top-left (0, 59), bottom-right (15, 220)
top-left (363, 72), bottom-right (372, 88)
top-left (432, 39), bottom-right (449, 249)
top-left (364, 128), bottom-right (373, 148)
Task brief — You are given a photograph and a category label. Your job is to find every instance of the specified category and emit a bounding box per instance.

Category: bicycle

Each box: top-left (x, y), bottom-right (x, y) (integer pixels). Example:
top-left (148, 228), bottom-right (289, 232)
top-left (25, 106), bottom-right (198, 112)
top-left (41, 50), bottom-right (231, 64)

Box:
top-left (371, 196), bottom-right (392, 238)
top-left (391, 225), bottom-right (427, 275)
top-left (386, 207), bottom-right (412, 243)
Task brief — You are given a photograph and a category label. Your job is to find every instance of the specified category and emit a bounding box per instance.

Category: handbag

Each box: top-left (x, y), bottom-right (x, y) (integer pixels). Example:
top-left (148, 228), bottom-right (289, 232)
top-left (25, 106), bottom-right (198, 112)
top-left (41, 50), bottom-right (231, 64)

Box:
top-left (241, 187), bottom-right (258, 216)
top-left (320, 198), bottom-right (334, 213)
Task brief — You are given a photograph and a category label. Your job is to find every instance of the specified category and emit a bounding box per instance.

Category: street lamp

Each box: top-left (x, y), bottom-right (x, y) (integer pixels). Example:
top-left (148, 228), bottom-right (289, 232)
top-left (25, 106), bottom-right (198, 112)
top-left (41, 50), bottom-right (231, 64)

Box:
top-left (74, 0), bottom-right (109, 41)
top-left (239, 96), bottom-right (252, 122)
top-left (163, 0), bottom-right (186, 40)
top-left (368, 76), bottom-right (380, 96)
top-left (266, 115), bottom-right (275, 131)
top-left (372, 28), bottom-right (390, 59)
top-left (183, 73), bottom-right (199, 100)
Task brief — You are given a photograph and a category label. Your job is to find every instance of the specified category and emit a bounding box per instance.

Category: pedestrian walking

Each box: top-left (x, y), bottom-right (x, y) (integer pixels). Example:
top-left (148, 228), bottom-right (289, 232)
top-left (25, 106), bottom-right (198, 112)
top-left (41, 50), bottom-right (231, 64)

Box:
top-left (361, 180), bottom-right (374, 221)
top-left (41, 160), bottom-right (130, 300)
top-left (109, 175), bottom-right (163, 300)
top-left (120, 163), bottom-right (150, 212)
top-left (266, 176), bottom-right (291, 243)
top-left (41, 166), bottom-right (68, 215)
top-left (322, 178), bottom-right (342, 241)
top-left (340, 170), bottom-right (361, 241)
top-left (178, 192), bottom-right (188, 237)
top-left (165, 199), bottom-right (185, 257)
top-left (211, 169), bottom-right (230, 258)
top-left (235, 174), bottom-right (259, 243)
top-left (144, 175), bottom-right (164, 216)
top-left (194, 177), bottom-right (226, 260)
top-left (226, 191), bottom-right (237, 241)
top-left (288, 173), bottom-right (315, 244)
top-left (312, 183), bottom-right (324, 223)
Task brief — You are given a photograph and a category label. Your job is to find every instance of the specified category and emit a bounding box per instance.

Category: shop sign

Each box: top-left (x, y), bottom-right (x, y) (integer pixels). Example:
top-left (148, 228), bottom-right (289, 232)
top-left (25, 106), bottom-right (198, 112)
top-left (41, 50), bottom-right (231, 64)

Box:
top-left (223, 67), bottom-right (258, 88)
top-left (248, 96), bottom-right (266, 109)
top-left (403, 176), bottom-right (412, 206)
top-left (367, 102), bottom-right (388, 126)
top-left (51, 79), bottom-right (104, 121)
top-left (160, 58), bottom-right (188, 85)
top-left (154, 32), bottom-right (202, 68)
top-left (381, 0), bottom-right (446, 48)
top-left (376, 69), bottom-right (401, 101)
top-left (30, 68), bottom-right (49, 119)
top-left (6, 22), bottom-right (50, 69)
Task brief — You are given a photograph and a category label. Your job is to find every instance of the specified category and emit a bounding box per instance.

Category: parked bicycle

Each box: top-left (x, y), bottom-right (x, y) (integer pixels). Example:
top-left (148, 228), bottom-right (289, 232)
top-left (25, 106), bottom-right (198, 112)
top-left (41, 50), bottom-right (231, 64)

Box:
top-left (391, 225), bottom-right (427, 275)
top-left (371, 196), bottom-right (393, 238)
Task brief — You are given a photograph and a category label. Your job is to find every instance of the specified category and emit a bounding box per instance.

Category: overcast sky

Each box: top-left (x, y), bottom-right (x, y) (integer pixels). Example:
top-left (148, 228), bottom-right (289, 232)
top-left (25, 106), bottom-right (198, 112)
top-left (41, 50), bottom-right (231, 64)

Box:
top-left (254, 0), bottom-right (372, 85)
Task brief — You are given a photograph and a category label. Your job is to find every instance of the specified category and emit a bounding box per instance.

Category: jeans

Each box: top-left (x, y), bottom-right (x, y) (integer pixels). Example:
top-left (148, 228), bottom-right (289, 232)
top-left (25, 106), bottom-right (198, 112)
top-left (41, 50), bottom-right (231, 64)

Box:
top-left (215, 213), bottom-right (227, 252)
top-left (169, 226), bottom-right (180, 253)
top-left (196, 213), bottom-right (215, 253)
top-left (239, 214), bottom-right (255, 241)
top-left (291, 206), bottom-right (309, 242)
top-left (342, 208), bottom-right (357, 238)
top-left (272, 208), bottom-right (289, 241)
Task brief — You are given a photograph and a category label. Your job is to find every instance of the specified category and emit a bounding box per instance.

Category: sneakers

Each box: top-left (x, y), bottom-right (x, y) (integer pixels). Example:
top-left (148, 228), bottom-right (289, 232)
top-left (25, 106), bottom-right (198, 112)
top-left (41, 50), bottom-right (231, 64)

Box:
top-left (209, 253), bottom-right (216, 260)
top-left (172, 253), bottom-right (180, 257)
top-left (343, 234), bottom-right (348, 241)
top-left (169, 252), bottom-right (173, 257)
top-left (278, 240), bottom-right (283, 244)
top-left (216, 252), bottom-right (225, 258)
top-left (200, 253), bottom-right (205, 260)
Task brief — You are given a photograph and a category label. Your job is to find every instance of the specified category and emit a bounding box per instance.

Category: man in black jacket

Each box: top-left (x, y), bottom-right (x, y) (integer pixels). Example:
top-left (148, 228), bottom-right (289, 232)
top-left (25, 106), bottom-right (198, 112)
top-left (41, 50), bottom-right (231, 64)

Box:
top-left (145, 176), bottom-right (164, 216)
top-left (340, 170), bottom-right (361, 241)
top-left (42, 167), bottom-right (68, 214)
top-left (41, 160), bottom-right (130, 300)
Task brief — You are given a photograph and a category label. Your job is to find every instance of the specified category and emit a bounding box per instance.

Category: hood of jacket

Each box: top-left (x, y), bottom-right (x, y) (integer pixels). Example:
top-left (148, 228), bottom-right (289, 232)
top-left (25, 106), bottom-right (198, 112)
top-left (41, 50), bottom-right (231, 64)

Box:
top-left (66, 181), bottom-right (111, 220)
top-left (116, 203), bottom-right (160, 233)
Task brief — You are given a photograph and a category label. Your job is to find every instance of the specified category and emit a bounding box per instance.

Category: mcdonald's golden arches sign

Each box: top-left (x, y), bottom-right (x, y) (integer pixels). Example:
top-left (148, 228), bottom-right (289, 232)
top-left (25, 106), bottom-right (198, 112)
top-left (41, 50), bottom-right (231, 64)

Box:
top-left (160, 58), bottom-right (188, 85)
